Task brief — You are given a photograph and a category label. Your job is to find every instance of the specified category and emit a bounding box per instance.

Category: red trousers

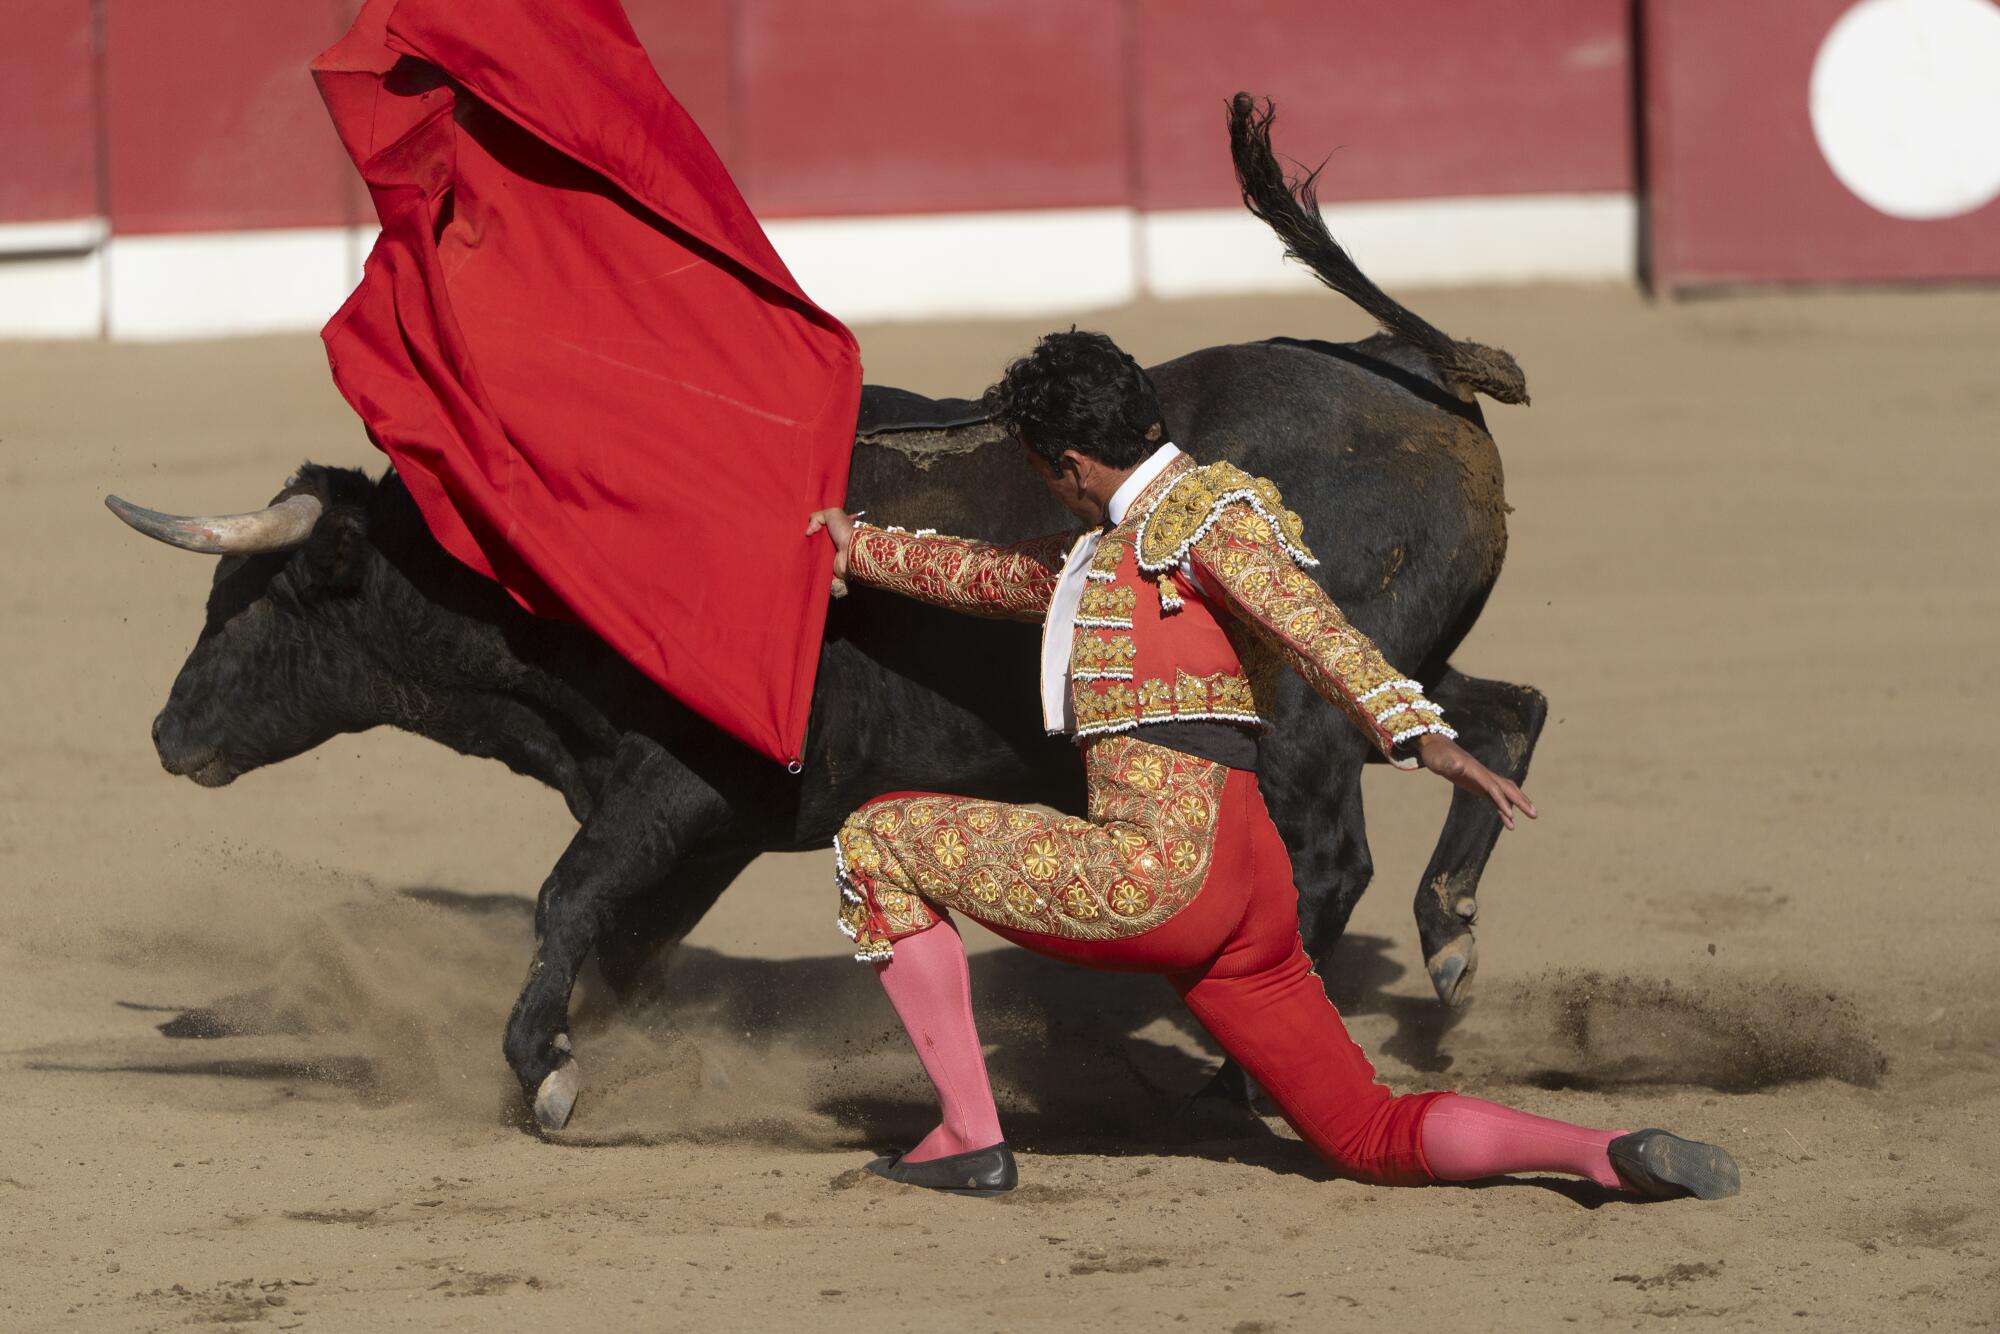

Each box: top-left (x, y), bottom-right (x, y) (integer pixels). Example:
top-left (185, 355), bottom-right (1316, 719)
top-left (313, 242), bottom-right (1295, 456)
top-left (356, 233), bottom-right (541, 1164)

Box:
top-left (864, 766), bottom-right (1444, 1185)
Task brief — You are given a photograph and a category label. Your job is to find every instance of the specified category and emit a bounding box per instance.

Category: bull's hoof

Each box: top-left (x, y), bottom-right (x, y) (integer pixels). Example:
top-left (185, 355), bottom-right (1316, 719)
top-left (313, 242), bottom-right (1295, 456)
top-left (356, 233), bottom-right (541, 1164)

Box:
top-left (1425, 935), bottom-right (1478, 1007)
top-left (532, 1034), bottom-right (580, 1132)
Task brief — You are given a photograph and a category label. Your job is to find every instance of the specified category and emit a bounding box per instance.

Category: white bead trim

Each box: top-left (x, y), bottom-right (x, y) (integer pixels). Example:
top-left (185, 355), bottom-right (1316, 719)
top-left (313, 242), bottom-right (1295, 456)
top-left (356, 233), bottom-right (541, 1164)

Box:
top-left (1373, 699), bottom-right (1444, 726)
top-left (1356, 678), bottom-right (1424, 705)
top-left (1134, 479), bottom-right (1320, 574)
top-left (862, 522), bottom-right (942, 541)
top-left (1071, 669), bottom-right (1135, 681)
top-left (1073, 709), bottom-right (1270, 739)
top-left (1073, 616), bottom-right (1134, 629)
top-left (1391, 721), bottom-right (1459, 745)
top-left (1084, 570), bottom-right (1116, 583)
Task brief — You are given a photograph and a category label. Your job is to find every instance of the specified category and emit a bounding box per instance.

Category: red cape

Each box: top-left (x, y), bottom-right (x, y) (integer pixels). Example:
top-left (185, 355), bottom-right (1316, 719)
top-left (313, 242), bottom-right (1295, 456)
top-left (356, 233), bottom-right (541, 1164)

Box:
top-left (312, 0), bottom-right (860, 765)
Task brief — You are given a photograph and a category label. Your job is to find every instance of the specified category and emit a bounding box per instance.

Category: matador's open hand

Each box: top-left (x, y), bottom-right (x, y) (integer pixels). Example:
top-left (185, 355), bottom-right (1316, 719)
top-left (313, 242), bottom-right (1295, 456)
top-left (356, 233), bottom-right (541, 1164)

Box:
top-left (1412, 732), bottom-right (1537, 830)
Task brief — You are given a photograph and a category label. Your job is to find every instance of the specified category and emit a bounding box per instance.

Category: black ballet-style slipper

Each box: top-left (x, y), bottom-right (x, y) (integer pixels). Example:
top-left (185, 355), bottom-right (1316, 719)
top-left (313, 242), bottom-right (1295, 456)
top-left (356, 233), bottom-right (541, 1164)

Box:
top-left (864, 1142), bottom-right (1018, 1197)
top-left (1608, 1129), bottom-right (1741, 1200)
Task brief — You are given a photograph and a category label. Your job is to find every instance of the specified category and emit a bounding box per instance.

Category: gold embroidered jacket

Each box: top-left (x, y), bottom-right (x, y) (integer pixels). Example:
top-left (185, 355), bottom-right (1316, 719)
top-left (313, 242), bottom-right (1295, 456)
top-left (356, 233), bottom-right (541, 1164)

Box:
top-left (846, 459), bottom-right (1453, 760)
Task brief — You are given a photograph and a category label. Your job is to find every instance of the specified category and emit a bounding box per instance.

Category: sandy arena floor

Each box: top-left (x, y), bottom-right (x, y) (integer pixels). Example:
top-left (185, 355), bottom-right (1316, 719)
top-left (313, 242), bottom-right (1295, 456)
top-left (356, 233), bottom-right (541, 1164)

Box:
top-left (2, 284), bottom-right (1997, 1330)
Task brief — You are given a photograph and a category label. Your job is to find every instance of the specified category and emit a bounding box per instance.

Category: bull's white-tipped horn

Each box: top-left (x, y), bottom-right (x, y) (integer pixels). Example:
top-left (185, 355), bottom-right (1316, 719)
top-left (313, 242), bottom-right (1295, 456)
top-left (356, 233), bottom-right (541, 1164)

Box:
top-left (104, 492), bottom-right (324, 555)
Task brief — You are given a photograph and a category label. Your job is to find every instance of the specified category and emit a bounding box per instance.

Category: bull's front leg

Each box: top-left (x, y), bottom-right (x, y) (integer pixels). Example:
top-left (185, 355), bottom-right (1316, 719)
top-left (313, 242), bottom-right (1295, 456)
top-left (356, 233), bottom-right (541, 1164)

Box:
top-left (1409, 667), bottom-right (1548, 1006)
top-left (502, 738), bottom-right (726, 1130)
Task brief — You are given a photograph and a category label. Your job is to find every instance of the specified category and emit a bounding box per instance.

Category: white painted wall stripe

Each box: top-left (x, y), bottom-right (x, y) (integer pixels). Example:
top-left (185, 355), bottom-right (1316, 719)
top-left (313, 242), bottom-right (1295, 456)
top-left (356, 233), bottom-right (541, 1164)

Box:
top-left (1143, 193), bottom-right (1637, 298)
top-left (103, 227), bottom-right (375, 342)
top-left (0, 193), bottom-right (1636, 340)
top-left (0, 217), bottom-right (110, 256)
top-left (764, 207), bottom-right (1139, 323)
top-left (0, 250), bottom-right (105, 339)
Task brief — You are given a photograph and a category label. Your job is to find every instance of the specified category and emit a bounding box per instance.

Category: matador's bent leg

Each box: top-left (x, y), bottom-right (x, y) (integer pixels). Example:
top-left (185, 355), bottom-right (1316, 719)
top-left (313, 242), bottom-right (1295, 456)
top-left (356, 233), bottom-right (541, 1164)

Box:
top-left (832, 742), bottom-right (1232, 1172)
top-left (1168, 782), bottom-right (1445, 1185)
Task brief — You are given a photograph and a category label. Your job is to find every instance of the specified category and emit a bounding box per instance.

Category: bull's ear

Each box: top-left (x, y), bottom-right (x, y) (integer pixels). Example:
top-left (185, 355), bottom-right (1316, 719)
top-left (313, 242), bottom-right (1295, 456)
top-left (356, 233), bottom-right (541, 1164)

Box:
top-left (292, 503), bottom-right (372, 598)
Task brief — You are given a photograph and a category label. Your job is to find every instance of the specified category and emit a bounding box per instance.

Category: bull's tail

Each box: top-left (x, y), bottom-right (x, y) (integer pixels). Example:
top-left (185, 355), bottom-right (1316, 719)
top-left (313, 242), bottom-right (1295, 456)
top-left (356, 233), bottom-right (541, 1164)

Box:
top-left (1228, 93), bottom-right (1529, 406)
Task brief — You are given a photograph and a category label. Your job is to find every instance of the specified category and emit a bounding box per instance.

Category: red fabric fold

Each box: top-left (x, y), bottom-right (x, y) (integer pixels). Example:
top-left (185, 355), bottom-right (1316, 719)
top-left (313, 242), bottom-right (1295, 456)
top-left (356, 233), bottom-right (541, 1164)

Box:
top-left (312, 0), bottom-right (860, 764)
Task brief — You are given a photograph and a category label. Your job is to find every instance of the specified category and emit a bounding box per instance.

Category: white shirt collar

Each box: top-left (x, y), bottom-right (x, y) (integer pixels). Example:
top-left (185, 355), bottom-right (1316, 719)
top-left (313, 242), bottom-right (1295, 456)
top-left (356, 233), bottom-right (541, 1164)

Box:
top-left (1105, 443), bottom-right (1183, 527)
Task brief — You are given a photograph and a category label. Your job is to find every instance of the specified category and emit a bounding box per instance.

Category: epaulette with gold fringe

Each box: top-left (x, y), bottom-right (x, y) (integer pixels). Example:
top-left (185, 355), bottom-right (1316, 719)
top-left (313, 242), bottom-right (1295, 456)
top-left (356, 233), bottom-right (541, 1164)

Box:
top-left (1133, 461), bottom-right (1317, 572)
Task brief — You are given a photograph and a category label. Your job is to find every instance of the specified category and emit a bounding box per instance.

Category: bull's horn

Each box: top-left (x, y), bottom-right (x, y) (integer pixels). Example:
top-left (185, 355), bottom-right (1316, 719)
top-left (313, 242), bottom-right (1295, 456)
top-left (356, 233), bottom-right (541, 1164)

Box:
top-left (103, 492), bottom-right (325, 554)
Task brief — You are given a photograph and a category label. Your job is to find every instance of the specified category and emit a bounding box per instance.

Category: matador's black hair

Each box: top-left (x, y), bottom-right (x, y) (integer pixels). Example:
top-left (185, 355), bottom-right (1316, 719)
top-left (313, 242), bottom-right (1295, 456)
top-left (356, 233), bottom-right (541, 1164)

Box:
top-left (982, 328), bottom-right (1165, 470)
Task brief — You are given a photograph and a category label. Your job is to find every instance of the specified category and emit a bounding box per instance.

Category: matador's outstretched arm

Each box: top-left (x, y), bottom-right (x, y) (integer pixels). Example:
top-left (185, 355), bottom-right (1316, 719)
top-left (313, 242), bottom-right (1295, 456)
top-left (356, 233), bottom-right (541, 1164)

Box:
top-left (1186, 501), bottom-right (1455, 764)
top-left (840, 520), bottom-right (1076, 623)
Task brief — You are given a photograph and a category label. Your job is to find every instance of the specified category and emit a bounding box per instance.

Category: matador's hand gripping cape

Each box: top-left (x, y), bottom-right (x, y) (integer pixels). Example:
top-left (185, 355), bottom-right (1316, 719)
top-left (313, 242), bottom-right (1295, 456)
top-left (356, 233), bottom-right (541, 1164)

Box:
top-left (311, 0), bottom-right (861, 766)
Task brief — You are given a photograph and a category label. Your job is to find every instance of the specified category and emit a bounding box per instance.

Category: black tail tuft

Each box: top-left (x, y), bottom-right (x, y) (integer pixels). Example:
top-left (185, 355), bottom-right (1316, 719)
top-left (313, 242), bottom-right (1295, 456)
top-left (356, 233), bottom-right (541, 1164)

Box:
top-left (1227, 93), bottom-right (1529, 406)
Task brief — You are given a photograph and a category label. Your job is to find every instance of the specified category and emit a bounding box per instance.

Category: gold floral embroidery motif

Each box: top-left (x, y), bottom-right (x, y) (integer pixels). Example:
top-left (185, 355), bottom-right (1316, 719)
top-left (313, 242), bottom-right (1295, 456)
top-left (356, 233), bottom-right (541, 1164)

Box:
top-left (847, 523), bottom-right (1075, 622)
top-left (932, 827), bottom-right (969, 869)
top-left (1076, 582), bottom-right (1136, 622)
top-left (1062, 883), bottom-right (1099, 920)
top-left (1089, 534), bottom-right (1130, 576)
top-left (969, 868), bottom-right (1004, 903)
top-left (842, 829), bottom-right (882, 872)
top-left (1188, 501), bottom-right (1441, 757)
top-left (1071, 631), bottom-right (1136, 677)
top-left (1109, 881), bottom-right (1150, 916)
top-left (832, 736), bottom-right (1230, 960)
top-left (1072, 682), bottom-right (1139, 731)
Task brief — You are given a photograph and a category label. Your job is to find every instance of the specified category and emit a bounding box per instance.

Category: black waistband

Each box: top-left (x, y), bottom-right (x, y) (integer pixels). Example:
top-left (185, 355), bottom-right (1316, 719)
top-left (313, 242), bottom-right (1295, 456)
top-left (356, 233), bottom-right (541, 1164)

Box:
top-left (1112, 720), bottom-right (1261, 771)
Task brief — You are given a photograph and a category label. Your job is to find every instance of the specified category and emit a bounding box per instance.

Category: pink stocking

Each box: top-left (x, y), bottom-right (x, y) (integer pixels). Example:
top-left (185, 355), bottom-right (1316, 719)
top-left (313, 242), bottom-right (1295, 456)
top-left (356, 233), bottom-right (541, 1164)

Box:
top-left (1420, 1094), bottom-right (1627, 1189)
top-left (872, 917), bottom-right (1005, 1163)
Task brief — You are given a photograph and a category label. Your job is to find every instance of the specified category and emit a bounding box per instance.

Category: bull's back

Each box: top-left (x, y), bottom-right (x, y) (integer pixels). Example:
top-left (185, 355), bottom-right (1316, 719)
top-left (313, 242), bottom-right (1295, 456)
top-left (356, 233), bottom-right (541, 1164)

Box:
top-left (831, 336), bottom-right (1510, 742)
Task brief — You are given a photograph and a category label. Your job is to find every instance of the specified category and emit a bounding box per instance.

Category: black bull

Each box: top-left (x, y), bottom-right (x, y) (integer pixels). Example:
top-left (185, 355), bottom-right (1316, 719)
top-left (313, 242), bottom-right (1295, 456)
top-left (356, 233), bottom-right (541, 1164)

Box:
top-left (119, 340), bottom-right (1546, 1130)
top-left (110, 100), bottom-right (1548, 1130)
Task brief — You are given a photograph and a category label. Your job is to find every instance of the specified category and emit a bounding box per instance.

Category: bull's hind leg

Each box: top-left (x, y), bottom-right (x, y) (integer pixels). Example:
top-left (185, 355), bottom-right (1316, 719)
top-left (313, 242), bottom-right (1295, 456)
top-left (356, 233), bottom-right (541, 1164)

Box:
top-left (1412, 668), bottom-right (1548, 1007)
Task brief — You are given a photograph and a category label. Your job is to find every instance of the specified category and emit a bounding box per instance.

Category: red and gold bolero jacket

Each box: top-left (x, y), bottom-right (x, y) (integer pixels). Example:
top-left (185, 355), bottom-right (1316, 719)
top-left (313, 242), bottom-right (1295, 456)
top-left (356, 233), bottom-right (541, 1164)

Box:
top-left (845, 455), bottom-right (1453, 762)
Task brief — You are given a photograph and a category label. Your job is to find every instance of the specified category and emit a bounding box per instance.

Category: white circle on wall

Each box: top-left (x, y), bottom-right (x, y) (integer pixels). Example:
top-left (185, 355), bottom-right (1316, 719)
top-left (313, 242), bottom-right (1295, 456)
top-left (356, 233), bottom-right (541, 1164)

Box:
top-left (1809, 0), bottom-right (2000, 220)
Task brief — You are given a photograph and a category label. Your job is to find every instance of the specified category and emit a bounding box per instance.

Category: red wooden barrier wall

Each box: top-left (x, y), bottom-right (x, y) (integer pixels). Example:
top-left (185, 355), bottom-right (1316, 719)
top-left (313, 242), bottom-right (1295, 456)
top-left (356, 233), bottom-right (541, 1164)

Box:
top-left (1644, 0), bottom-right (2000, 288)
top-left (98, 0), bottom-right (359, 236)
top-left (1134, 0), bottom-right (1634, 209)
top-left (0, 1), bottom-right (100, 225)
top-left (624, 0), bottom-right (734, 165)
top-left (3, 0), bottom-right (1637, 230)
top-left (730, 0), bottom-right (1132, 217)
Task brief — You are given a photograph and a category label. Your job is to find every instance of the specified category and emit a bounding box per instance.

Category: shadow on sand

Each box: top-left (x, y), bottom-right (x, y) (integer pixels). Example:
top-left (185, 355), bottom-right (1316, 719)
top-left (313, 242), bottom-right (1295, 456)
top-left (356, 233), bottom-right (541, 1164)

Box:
top-left (42, 881), bottom-right (1882, 1194)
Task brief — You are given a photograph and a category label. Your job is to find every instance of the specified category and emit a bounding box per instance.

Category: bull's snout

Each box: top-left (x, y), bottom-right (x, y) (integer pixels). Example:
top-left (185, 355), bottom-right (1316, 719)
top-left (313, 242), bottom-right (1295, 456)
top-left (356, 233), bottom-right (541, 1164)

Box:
top-left (152, 708), bottom-right (236, 787)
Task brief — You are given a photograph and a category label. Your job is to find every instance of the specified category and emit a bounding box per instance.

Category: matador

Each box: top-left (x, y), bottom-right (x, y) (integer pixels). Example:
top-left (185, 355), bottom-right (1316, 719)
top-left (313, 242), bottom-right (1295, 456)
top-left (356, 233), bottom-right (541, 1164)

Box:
top-left (810, 330), bottom-right (1738, 1201)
